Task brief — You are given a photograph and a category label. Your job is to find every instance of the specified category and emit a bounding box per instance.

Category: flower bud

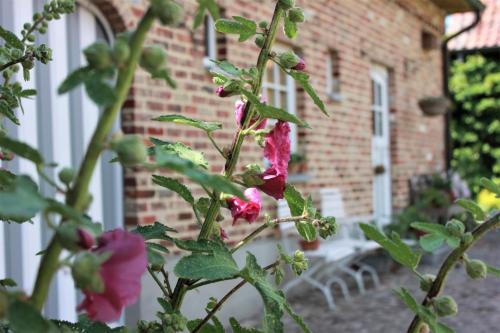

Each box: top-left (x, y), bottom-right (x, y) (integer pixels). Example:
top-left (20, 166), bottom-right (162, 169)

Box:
top-left (288, 7), bottom-right (305, 23)
top-left (71, 252), bottom-right (105, 293)
top-left (22, 60), bottom-right (34, 70)
top-left (277, 51), bottom-right (301, 69)
top-left (140, 45), bottom-right (166, 73)
top-left (58, 167), bottom-right (76, 186)
top-left (465, 259), bottom-right (487, 280)
top-left (255, 35), bottom-right (265, 48)
top-left (151, 0), bottom-right (183, 26)
top-left (110, 134), bottom-right (148, 166)
top-left (215, 81), bottom-right (240, 97)
top-left (292, 58), bottom-right (306, 71)
top-left (445, 219), bottom-right (465, 238)
top-left (419, 274), bottom-right (435, 292)
top-left (461, 232), bottom-right (473, 245)
top-left (432, 295), bottom-right (458, 317)
top-left (279, 0), bottom-right (295, 10)
top-left (258, 20), bottom-right (268, 29)
top-left (56, 223), bottom-right (95, 251)
top-left (84, 42), bottom-right (112, 70)
top-left (419, 323), bottom-right (430, 333)
top-left (112, 39), bottom-right (131, 67)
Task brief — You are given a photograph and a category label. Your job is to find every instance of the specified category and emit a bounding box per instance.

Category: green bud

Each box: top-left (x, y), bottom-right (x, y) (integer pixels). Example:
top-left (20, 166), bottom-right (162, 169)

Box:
top-left (445, 219), bottom-right (465, 238)
top-left (23, 23), bottom-right (32, 30)
top-left (58, 167), bottom-right (75, 185)
top-left (22, 60), bottom-right (34, 70)
top-left (112, 39), bottom-right (131, 67)
top-left (140, 45), bottom-right (166, 73)
top-left (110, 134), bottom-right (148, 166)
top-left (277, 51), bottom-right (301, 69)
top-left (288, 7), bottom-right (305, 23)
top-left (279, 0), bottom-right (295, 10)
top-left (419, 274), bottom-right (435, 292)
top-left (151, 0), bottom-right (183, 26)
top-left (419, 323), bottom-right (430, 333)
top-left (27, 34), bottom-right (36, 42)
top-left (38, 27), bottom-right (47, 34)
top-left (255, 35), bottom-right (265, 48)
top-left (71, 252), bottom-right (105, 293)
top-left (432, 295), bottom-right (458, 317)
top-left (465, 259), bottom-right (487, 280)
top-left (83, 42), bottom-right (112, 70)
top-left (258, 20), bottom-right (268, 29)
top-left (55, 223), bottom-right (81, 252)
top-left (462, 232), bottom-right (473, 245)
top-left (10, 49), bottom-right (23, 59)
top-left (33, 13), bottom-right (43, 21)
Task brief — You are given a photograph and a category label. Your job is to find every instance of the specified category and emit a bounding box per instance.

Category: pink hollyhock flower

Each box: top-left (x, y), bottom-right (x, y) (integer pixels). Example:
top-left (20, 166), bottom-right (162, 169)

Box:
top-left (234, 100), bottom-right (267, 130)
top-left (227, 188), bottom-right (262, 225)
top-left (216, 85), bottom-right (231, 97)
top-left (292, 58), bottom-right (306, 71)
top-left (77, 228), bottom-right (95, 249)
top-left (78, 229), bottom-right (147, 322)
top-left (257, 121), bottom-right (291, 199)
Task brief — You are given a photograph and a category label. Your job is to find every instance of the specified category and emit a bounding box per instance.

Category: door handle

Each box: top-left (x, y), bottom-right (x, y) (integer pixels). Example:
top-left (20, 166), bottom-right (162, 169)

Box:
top-left (374, 165), bottom-right (385, 175)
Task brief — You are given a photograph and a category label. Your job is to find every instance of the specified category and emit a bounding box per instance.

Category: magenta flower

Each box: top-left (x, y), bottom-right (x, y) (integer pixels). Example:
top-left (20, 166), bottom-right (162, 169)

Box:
top-left (216, 85), bottom-right (231, 97)
top-left (257, 121), bottom-right (291, 199)
top-left (235, 100), bottom-right (267, 130)
top-left (292, 58), bottom-right (306, 71)
top-left (78, 229), bottom-right (147, 322)
top-left (227, 188), bottom-right (262, 225)
top-left (77, 228), bottom-right (95, 249)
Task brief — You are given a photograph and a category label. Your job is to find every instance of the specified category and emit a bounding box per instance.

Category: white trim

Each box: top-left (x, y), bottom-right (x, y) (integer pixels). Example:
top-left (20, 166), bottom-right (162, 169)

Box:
top-left (203, 15), bottom-right (217, 70)
top-left (76, 0), bottom-right (114, 42)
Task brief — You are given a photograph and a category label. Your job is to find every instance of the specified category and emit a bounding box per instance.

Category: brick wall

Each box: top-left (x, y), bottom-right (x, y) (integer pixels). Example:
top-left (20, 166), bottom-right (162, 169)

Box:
top-left (92, 0), bottom-right (447, 242)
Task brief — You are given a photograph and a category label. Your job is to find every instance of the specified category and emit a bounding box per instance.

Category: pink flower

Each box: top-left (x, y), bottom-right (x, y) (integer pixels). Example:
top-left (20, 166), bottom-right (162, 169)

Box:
top-left (292, 58), bottom-right (306, 71)
top-left (257, 121), bottom-right (291, 199)
top-left (77, 228), bottom-right (95, 249)
top-left (216, 85), bottom-right (231, 97)
top-left (227, 188), bottom-right (262, 225)
top-left (78, 229), bottom-right (147, 322)
top-left (235, 100), bottom-right (267, 130)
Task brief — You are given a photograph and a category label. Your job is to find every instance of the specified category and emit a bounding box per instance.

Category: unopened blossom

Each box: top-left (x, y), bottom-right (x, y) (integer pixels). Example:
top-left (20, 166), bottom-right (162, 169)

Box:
top-left (78, 229), bottom-right (147, 322)
top-left (216, 85), bottom-right (231, 97)
top-left (235, 100), bottom-right (267, 130)
top-left (292, 58), bottom-right (306, 71)
top-left (77, 228), bottom-right (95, 249)
top-left (227, 188), bottom-right (262, 225)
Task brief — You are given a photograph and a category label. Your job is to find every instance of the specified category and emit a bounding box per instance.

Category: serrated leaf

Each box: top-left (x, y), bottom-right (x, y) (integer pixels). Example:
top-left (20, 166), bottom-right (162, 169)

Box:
top-left (288, 70), bottom-right (328, 116)
top-left (156, 142), bottom-right (209, 169)
top-left (215, 17), bottom-right (257, 42)
top-left (480, 178), bottom-right (500, 197)
top-left (0, 100), bottom-right (19, 125)
top-left (0, 175), bottom-right (47, 223)
top-left (152, 175), bottom-right (194, 205)
top-left (0, 26), bottom-right (24, 50)
top-left (58, 67), bottom-right (91, 94)
top-left (8, 300), bottom-right (53, 333)
top-left (84, 76), bottom-right (117, 107)
top-left (419, 233), bottom-right (444, 252)
top-left (147, 242), bottom-right (169, 254)
top-left (229, 318), bottom-right (264, 333)
top-left (153, 114), bottom-right (222, 133)
top-left (360, 224), bottom-right (420, 269)
top-left (411, 222), bottom-right (460, 250)
top-left (242, 91), bottom-right (309, 127)
top-left (284, 184), bottom-right (305, 216)
top-left (187, 320), bottom-right (218, 333)
top-left (283, 303), bottom-right (313, 333)
top-left (147, 246), bottom-right (165, 267)
top-left (174, 240), bottom-right (239, 280)
top-left (132, 221), bottom-right (176, 241)
top-left (456, 199), bottom-right (486, 221)
top-left (211, 60), bottom-right (242, 78)
top-left (53, 316), bottom-right (128, 332)
top-left (0, 135), bottom-right (43, 166)
top-left (157, 297), bottom-right (173, 313)
top-left (394, 288), bottom-right (419, 313)
top-left (284, 16), bottom-right (298, 39)
top-left (411, 222), bottom-right (448, 236)
top-left (295, 221), bottom-right (317, 241)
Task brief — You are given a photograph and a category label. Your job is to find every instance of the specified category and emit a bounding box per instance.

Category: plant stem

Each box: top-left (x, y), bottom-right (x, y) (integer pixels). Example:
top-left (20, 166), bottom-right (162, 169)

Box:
top-left (170, 4), bottom-right (285, 310)
top-left (30, 8), bottom-right (156, 311)
top-left (407, 211), bottom-right (500, 332)
top-left (161, 268), bottom-right (173, 296)
top-left (148, 267), bottom-right (171, 299)
top-left (0, 52), bottom-right (33, 72)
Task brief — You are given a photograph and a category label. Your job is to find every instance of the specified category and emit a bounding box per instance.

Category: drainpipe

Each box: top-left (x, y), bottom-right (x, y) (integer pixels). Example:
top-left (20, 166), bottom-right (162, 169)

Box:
top-left (443, 2), bottom-right (484, 172)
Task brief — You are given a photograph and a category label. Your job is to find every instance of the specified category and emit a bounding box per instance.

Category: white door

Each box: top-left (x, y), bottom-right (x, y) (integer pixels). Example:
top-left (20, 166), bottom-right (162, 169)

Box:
top-left (0, 0), bottom-right (123, 321)
top-left (370, 66), bottom-right (392, 226)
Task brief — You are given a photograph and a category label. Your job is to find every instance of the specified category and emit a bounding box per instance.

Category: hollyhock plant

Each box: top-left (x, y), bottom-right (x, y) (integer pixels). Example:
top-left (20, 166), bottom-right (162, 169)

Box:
top-left (235, 100), bottom-right (267, 130)
top-left (78, 229), bottom-right (147, 322)
top-left (292, 58), bottom-right (306, 71)
top-left (226, 187), bottom-right (262, 225)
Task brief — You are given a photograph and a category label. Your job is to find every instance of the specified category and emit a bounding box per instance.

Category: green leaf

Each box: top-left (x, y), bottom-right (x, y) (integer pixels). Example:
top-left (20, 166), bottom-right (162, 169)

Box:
top-left (284, 184), bottom-right (305, 216)
top-left (0, 278), bottom-right (17, 287)
top-left (288, 70), bottom-right (328, 116)
top-left (394, 288), bottom-right (419, 313)
top-left (411, 222), bottom-right (448, 236)
top-left (147, 245), bottom-right (165, 267)
top-left (419, 233), bottom-right (444, 252)
top-left (295, 221), bottom-right (317, 241)
top-left (84, 76), bottom-right (117, 107)
top-left (211, 60), bottom-right (242, 78)
top-left (152, 175), bottom-right (194, 205)
top-left (0, 100), bottom-right (20, 125)
top-left (480, 178), bottom-right (500, 197)
top-left (132, 221), bottom-right (176, 241)
top-left (456, 199), bottom-right (486, 221)
top-left (58, 67), bottom-right (91, 94)
top-left (156, 142), bottom-right (209, 169)
top-left (174, 240), bottom-right (239, 280)
top-left (0, 26), bottom-right (24, 50)
top-left (215, 17), bottom-right (257, 42)
top-left (187, 320), bottom-right (219, 333)
top-left (193, 0), bottom-right (220, 29)
top-left (0, 175), bottom-right (47, 223)
top-left (195, 197), bottom-right (224, 222)
top-left (53, 316), bottom-right (128, 332)
top-left (153, 114), bottom-right (222, 133)
top-left (284, 16), bottom-right (298, 39)
top-left (229, 318), bottom-right (264, 333)
top-left (151, 68), bottom-right (177, 89)
top-left (487, 264), bottom-right (500, 278)
top-left (0, 136), bottom-right (43, 166)
top-left (18, 89), bottom-right (36, 98)
top-left (360, 224), bottom-right (421, 269)
top-left (283, 303), bottom-right (313, 333)
top-left (8, 300), bottom-right (53, 333)
top-left (242, 91), bottom-right (309, 127)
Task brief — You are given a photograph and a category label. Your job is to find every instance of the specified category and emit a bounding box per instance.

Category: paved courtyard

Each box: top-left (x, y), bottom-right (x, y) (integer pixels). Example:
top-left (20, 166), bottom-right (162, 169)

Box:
top-left (278, 232), bottom-right (500, 333)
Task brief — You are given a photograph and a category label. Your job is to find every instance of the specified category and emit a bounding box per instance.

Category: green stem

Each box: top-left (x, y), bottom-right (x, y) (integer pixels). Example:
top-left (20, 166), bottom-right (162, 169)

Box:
top-left (29, 8), bottom-right (156, 311)
top-left (148, 267), bottom-right (171, 299)
top-left (407, 211), bottom-right (500, 332)
top-left (170, 4), bottom-right (285, 311)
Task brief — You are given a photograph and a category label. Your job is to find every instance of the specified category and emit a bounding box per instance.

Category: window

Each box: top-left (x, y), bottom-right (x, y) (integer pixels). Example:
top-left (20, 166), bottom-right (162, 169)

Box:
top-left (326, 50), bottom-right (342, 101)
top-left (262, 60), bottom-right (298, 153)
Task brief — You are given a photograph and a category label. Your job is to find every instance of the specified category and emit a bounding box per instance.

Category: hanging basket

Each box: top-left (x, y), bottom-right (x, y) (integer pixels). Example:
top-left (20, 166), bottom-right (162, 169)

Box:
top-left (418, 96), bottom-right (451, 117)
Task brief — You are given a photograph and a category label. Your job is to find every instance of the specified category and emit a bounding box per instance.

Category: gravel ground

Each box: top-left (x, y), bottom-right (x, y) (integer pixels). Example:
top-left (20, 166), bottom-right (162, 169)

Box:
top-left (252, 232), bottom-right (500, 333)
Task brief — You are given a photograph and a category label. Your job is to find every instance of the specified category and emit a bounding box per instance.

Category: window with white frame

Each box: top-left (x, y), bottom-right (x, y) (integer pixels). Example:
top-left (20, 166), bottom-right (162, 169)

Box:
top-left (262, 60), bottom-right (298, 153)
top-left (326, 50), bottom-right (341, 101)
top-left (203, 15), bottom-right (217, 69)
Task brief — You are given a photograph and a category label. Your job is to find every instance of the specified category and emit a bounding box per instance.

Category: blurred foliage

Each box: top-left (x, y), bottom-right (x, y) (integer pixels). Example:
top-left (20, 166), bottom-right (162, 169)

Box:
top-left (450, 55), bottom-right (500, 196)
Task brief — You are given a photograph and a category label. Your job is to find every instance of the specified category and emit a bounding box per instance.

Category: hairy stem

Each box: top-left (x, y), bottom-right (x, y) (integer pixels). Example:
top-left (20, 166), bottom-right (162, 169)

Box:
top-left (407, 211), bottom-right (500, 332)
top-left (30, 8), bottom-right (156, 311)
top-left (148, 267), bottom-right (171, 299)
